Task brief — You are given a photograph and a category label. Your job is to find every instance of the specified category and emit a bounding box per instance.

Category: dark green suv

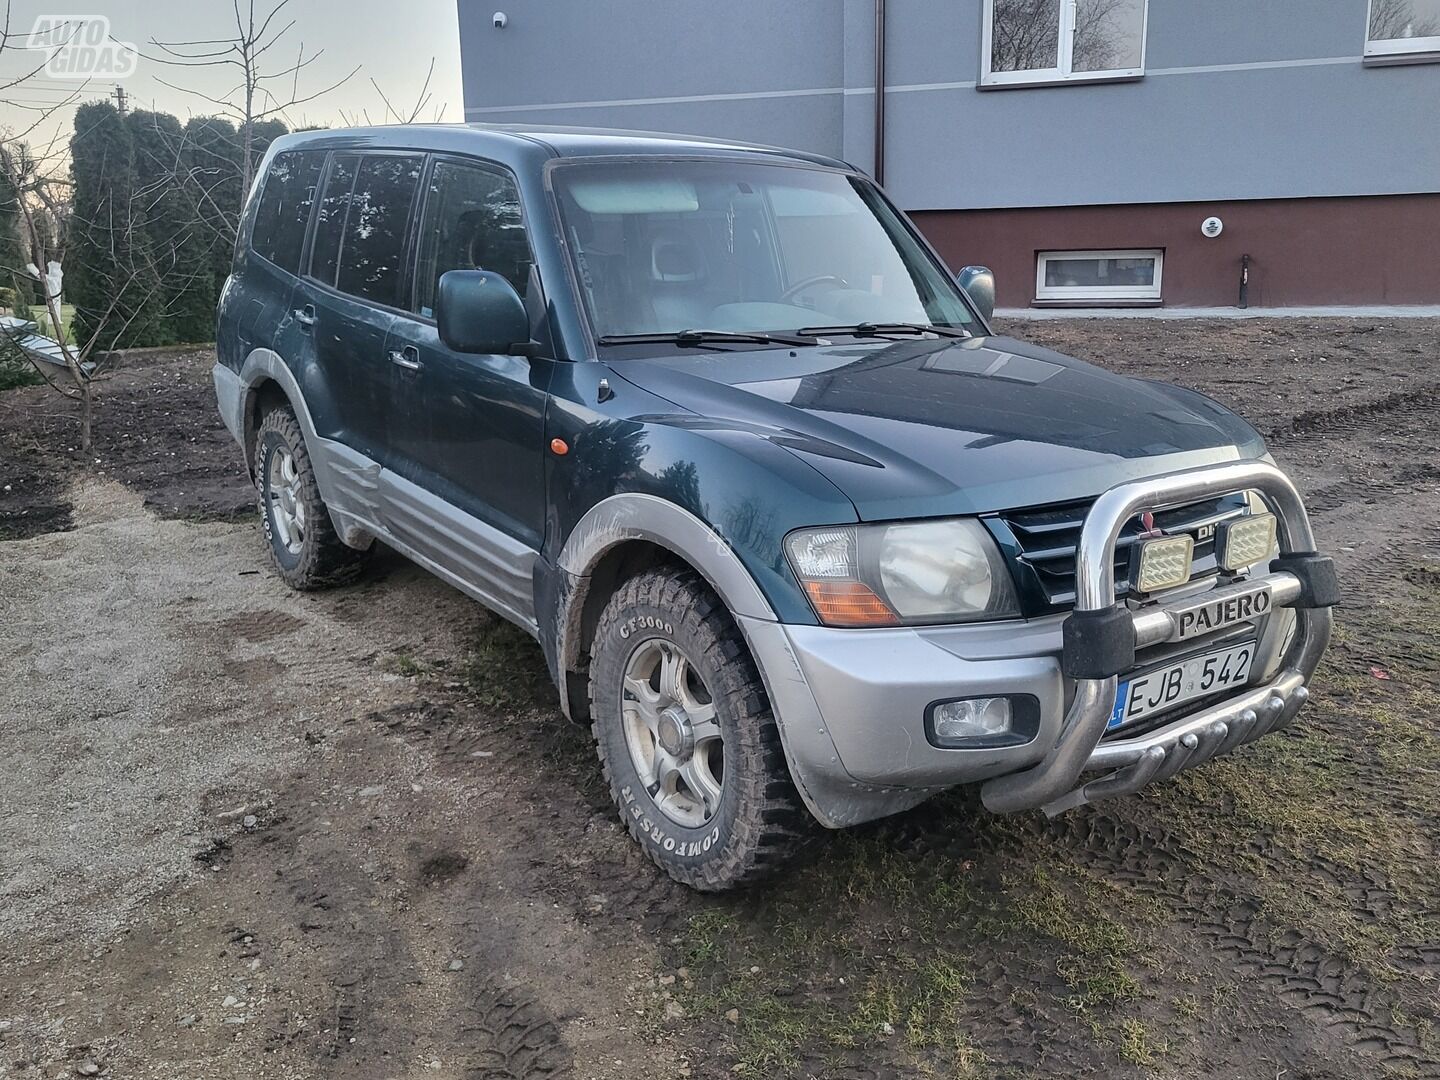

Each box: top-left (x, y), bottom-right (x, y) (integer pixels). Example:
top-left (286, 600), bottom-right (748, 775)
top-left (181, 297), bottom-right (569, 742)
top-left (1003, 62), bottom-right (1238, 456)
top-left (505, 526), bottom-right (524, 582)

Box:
top-left (214, 125), bottom-right (1337, 890)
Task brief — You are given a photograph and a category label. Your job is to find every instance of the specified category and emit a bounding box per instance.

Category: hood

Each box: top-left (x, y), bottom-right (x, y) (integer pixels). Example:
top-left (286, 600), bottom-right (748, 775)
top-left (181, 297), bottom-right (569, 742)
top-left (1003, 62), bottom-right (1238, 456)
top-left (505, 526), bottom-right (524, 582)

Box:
top-left (609, 335), bottom-right (1266, 520)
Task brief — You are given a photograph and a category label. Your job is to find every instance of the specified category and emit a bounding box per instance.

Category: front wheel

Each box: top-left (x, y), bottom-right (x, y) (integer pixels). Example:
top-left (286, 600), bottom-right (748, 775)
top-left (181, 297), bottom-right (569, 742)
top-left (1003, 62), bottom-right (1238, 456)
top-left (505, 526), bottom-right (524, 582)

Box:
top-left (588, 568), bottom-right (807, 891)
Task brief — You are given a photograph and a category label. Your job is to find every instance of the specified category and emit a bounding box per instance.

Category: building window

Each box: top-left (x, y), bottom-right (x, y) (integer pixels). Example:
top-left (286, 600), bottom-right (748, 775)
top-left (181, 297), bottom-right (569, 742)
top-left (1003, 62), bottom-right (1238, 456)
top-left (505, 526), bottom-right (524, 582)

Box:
top-left (1365, 0), bottom-right (1440, 60)
top-left (982, 0), bottom-right (1148, 87)
top-left (1035, 250), bottom-right (1163, 303)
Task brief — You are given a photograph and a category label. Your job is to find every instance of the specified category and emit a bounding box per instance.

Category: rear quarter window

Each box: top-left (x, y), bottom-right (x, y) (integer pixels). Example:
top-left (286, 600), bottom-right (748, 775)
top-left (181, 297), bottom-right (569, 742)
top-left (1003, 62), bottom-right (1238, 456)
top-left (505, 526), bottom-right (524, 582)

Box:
top-left (250, 150), bottom-right (325, 274)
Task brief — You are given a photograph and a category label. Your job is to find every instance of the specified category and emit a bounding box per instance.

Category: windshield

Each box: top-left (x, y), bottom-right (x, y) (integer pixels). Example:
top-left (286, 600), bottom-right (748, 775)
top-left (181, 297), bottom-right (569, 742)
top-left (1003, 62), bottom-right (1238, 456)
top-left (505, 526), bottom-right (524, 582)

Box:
top-left (552, 159), bottom-right (975, 342)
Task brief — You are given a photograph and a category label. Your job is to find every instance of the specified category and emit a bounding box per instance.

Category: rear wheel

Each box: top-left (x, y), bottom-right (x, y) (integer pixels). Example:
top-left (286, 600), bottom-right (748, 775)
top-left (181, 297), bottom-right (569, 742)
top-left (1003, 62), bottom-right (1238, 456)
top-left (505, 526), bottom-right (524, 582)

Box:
top-left (588, 568), bottom-right (807, 891)
top-left (254, 406), bottom-right (366, 590)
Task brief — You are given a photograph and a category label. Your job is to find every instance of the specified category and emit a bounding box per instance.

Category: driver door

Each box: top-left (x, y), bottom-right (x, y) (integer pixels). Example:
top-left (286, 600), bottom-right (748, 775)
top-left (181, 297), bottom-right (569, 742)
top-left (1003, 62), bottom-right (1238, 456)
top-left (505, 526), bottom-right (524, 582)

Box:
top-left (382, 156), bottom-right (551, 622)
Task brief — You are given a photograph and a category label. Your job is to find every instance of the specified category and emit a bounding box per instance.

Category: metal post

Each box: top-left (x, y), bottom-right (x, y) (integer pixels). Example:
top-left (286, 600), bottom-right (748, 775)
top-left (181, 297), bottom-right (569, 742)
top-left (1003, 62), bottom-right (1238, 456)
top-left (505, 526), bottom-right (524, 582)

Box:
top-left (873, 0), bottom-right (886, 186)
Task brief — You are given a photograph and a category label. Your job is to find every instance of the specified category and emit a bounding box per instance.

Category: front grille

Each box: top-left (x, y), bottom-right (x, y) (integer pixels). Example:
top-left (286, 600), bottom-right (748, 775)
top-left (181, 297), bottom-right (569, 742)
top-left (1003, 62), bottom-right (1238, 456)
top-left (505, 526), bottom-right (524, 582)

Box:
top-left (994, 492), bottom-right (1250, 614)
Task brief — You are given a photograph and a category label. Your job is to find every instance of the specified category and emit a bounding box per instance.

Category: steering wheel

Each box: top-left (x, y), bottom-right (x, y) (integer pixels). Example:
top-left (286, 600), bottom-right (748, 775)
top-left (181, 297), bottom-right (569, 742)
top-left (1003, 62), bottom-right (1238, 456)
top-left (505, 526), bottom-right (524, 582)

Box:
top-left (779, 274), bottom-right (849, 304)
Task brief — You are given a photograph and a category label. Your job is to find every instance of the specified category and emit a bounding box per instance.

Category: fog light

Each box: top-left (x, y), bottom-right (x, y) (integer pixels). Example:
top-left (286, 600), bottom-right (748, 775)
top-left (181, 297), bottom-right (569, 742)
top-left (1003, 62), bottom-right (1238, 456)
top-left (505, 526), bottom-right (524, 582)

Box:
top-left (1134, 534), bottom-right (1194, 592)
top-left (1219, 512), bottom-right (1277, 571)
top-left (929, 697), bottom-right (1012, 745)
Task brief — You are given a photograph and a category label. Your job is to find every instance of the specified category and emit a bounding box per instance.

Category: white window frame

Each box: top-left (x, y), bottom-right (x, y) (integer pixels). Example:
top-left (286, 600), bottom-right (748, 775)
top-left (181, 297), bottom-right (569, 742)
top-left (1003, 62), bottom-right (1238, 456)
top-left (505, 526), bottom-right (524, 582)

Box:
top-left (1035, 249), bottom-right (1164, 303)
top-left (1364, 0), bottom-right (1440, 62)
top-left (980, 0), bottom-right (1149, 88)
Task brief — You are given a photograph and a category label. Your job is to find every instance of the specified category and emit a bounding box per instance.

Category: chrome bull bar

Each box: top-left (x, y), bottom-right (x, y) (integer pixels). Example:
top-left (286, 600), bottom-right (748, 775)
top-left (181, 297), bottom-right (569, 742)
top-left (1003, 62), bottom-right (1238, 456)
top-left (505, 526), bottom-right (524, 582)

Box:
top-left (980, 461), bottom-right (1336, 816)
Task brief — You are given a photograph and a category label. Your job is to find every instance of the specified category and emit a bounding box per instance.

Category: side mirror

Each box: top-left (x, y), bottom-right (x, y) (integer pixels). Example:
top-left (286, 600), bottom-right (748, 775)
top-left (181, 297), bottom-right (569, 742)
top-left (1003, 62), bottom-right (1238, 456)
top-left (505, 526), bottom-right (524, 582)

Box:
top-left (957, 265), bottom-right (995, 323)
top-left (436, 269), bottom-right (531, 355)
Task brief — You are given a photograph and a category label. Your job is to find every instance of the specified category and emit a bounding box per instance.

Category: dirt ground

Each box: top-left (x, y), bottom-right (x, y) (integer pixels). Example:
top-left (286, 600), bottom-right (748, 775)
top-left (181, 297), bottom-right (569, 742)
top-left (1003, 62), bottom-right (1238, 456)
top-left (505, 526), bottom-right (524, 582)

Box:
top-left (1, 319), bottom-right (1437, 1080)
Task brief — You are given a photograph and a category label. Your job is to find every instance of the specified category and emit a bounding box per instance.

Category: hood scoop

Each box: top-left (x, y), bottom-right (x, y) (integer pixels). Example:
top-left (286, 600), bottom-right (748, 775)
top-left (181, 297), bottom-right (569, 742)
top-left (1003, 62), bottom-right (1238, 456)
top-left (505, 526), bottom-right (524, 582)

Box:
top-left (630, 413), bottom-right (884, 468)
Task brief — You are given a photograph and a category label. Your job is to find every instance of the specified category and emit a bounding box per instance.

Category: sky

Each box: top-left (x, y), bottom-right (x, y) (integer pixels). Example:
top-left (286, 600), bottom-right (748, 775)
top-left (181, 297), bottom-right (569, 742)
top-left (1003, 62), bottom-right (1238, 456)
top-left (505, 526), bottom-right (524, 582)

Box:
top-left (0, 0), bottom-right (465, 165)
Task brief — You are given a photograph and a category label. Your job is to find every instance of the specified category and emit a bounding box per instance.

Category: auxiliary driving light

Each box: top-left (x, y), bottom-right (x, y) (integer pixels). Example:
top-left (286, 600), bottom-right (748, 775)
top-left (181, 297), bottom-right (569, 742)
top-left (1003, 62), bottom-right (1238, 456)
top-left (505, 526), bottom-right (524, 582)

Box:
top-left (929, 697), bottom-right (1012, 744)
top-left (1218, 512), bottom-right (1277, 571)
top-left (1133, 534), bottom-right (1194, 593)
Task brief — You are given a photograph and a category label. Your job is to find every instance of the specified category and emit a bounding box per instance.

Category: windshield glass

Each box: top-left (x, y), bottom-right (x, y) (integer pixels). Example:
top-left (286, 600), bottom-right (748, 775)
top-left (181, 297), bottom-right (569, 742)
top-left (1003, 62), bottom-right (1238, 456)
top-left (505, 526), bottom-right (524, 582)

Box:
top-left (552, 159), bottom-right (974, 341)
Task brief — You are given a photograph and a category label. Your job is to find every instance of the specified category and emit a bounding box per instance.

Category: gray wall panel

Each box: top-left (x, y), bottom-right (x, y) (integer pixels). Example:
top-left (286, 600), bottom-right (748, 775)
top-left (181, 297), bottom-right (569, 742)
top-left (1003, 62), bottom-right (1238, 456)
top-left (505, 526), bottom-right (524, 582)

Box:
top-left (459, 0), bottom-right (843, 105)
top-left (886, 61), bottom-right (1440, 208)
top-left (459, 0), bottom-right (1440, 210)
top-left (465, 95), bottom-right (848, 162)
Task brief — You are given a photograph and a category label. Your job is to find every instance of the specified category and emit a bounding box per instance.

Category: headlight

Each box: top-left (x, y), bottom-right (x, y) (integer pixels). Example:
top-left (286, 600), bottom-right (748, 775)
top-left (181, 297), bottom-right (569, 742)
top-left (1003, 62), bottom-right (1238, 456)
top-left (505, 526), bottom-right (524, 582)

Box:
top-left (785, 518), bottom-right (1019, 627)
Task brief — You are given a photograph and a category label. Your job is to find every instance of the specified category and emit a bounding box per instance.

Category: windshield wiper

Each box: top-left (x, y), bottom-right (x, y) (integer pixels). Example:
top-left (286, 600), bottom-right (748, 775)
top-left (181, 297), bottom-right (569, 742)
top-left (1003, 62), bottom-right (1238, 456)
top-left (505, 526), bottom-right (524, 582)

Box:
top-left (596, 329), bottom-right (816, 348)
top-left (795, 322), bottom-right (970, 340)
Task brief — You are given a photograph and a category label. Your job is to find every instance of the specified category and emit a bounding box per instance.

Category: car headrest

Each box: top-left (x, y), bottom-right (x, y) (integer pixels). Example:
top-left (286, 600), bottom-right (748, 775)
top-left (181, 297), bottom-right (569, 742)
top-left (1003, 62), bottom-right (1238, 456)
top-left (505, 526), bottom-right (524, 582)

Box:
top-left (650, 231), bottom-right (704, 283)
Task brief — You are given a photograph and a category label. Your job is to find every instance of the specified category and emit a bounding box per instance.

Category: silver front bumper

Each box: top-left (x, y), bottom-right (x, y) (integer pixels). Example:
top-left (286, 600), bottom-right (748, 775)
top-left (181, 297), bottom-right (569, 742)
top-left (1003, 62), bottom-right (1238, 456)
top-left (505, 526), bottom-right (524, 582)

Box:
top-left (745, 460), bottom-right (1334, 829)
top-left (978, 459), bottom-right (1333, 815)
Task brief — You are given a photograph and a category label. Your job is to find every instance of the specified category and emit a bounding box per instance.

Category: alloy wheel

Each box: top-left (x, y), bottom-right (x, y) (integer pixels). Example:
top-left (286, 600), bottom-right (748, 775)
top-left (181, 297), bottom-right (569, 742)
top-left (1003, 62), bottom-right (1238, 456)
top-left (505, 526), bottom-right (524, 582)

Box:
top-left (620, 638), bottom-right (724, 828)
top-left (265, 445), bottom-right (306, 556)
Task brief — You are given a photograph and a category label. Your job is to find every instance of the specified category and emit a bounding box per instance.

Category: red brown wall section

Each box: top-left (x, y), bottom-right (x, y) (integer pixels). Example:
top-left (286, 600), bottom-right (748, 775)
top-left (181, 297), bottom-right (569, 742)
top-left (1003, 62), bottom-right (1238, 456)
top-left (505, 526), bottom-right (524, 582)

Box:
top-left (912, 194), bottom-right (1440, 309)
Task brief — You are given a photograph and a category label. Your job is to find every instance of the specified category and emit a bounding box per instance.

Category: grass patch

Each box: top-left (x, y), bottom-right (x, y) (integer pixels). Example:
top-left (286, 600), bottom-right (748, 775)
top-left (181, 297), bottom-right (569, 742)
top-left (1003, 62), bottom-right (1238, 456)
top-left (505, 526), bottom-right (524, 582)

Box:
top-left (1116, 1017), bottom-right (1167, 1067)
top-left (667, 827), bottom-right (1174, 1076)
top-left (381, 650), bottom-right (429, 678)
top-left (670, 835), bottom-right (995, 1075)
top-left (460, 617), bottom-right (553, 713)
top-left (1006, 865), bottom-right (1153, 1011)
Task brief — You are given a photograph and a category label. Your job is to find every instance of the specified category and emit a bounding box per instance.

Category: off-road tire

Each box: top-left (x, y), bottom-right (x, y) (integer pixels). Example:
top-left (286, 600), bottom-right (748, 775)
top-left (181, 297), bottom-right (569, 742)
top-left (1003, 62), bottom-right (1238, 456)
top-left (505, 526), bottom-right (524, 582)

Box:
top-left (254, 406), bottom-right (366, 590)
top-left (589, 568), bottom-right (808, 891)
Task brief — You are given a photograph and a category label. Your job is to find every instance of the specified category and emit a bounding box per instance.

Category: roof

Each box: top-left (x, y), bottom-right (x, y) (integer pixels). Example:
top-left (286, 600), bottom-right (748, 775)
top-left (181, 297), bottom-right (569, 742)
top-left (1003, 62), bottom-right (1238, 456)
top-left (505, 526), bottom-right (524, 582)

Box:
top-left (263, 122), bottom-right (851, 172)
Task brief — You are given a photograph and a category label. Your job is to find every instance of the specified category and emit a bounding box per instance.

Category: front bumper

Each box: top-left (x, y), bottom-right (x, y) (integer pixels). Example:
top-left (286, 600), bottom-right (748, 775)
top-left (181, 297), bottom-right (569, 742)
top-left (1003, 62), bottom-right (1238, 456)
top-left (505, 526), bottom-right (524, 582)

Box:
top-left (745, 460), bottom-right (1335, 828)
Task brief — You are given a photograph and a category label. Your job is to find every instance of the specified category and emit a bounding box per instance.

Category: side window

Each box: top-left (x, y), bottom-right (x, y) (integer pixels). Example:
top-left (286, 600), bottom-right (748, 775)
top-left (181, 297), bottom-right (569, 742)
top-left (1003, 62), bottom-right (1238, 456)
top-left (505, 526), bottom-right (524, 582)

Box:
top-left (334, 154), bottom-right (425, 306)
top-left (413, 160), bottom-right (532, 319)
top-left (983, 0), bottom-right (1148, 86)
top-left (309, 152), bottom-right (359, 287)
top-left (1366, 0), bottom-right (1440, 59)
top-left (250, 150), bottom-right (325, 273)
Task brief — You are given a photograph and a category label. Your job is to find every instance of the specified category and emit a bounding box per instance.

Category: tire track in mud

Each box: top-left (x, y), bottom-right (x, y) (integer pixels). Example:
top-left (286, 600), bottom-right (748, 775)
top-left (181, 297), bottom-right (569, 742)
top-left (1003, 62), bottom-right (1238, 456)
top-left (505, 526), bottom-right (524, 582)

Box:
top-left (365, 694), bottom-right (696, 935)
top-left (219, 766), bottom-right (581, 1079)
top-left (877, 805), bottom-right (1437, 1077)
top-left (1271, 386), bottom-right (1440, 648)
top-left (1263, 381), bottom-right (1440, 442)
top-left (1049, 814), bottom-right (1438, 1077)
top-left (458, 990), bottom-right (573, 1079)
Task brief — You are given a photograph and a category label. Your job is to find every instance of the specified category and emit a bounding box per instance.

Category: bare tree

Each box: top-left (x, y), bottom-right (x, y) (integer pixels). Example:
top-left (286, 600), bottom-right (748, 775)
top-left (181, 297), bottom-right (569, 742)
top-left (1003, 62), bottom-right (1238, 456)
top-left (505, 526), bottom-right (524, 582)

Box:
top-left (0, 4), bottom-right (224, 449)
top-left (1369, 0), bottom-right (1440, 39)
top-left (338, 58), bottom-right (447, 127)
top-left (0, 140), bottom-right (167, 451)
top-left (147, 0), bottom-right (358, 194)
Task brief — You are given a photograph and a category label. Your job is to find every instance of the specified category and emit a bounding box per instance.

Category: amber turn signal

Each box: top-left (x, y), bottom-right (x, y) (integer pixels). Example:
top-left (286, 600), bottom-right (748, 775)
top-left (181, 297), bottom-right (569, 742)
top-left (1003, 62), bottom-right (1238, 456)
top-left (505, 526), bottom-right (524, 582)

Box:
top-left (801, 580), bottom-right (898, 627)
top-left (550, 438), bottom-right (569, 456)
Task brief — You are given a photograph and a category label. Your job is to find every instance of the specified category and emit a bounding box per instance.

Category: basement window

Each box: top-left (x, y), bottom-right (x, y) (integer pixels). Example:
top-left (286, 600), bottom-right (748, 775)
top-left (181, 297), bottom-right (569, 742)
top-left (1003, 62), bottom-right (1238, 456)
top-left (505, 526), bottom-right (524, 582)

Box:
top-left (1035, 250), bottom-right (1163, 304)
top-left (1365, 0), bottom-right (1440, 61)
top-left (982, 0), bottom-right (1149, 87)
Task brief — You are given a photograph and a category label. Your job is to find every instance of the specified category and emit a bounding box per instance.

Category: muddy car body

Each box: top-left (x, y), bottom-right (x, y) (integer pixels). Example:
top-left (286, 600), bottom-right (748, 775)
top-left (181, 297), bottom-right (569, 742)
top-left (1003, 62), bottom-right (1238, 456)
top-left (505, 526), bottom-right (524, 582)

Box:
top-left (214, 125), bottom-right (1337, 889)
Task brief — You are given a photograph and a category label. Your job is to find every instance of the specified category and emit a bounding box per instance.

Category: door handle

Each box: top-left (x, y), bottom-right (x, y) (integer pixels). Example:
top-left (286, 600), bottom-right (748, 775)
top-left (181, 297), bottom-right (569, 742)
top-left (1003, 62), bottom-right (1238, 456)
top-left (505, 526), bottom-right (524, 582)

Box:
top-left (294, 305), bottom-right (316, 328)
top-left (389, 345), bottom-right (422, 372)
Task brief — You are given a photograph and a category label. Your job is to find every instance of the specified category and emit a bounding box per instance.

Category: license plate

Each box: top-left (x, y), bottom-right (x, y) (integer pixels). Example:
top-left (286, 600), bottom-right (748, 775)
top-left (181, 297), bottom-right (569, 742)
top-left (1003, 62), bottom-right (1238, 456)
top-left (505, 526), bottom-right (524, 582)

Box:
top-left (1109, 641), bottom-right (1257, 731)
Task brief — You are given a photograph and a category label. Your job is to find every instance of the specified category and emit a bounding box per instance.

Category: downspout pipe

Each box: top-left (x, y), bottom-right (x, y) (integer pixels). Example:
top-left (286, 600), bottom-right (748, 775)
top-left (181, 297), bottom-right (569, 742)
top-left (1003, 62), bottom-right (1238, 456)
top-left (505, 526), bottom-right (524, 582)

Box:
top-left (873, 0), bottom-right (886, 186)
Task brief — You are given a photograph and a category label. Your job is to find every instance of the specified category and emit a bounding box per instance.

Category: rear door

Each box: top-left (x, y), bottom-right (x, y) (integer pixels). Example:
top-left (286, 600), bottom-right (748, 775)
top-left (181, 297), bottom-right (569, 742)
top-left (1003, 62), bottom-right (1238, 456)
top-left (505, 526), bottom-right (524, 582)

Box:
top-left (291, 150), bottom-right (424, 466)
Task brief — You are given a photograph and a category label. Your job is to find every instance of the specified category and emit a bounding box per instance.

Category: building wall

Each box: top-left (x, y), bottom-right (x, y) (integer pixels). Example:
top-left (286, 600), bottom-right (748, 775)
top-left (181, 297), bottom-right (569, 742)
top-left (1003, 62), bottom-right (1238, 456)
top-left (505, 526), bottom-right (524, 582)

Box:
top-left (458, 0), bottom-right (1440, 306)
top-left (913, 194), bottom-right (1440, 308)
top-left (459, 0), bottom-right (1440, 211)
